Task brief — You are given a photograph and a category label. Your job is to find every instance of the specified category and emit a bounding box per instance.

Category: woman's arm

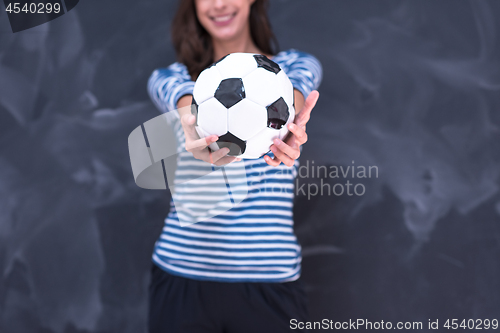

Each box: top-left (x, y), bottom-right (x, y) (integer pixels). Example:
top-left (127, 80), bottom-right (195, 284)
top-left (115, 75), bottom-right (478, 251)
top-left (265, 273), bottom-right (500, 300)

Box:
top-left (147, 63), bottom-right (195, 113)
top-left (177, 95), bottom-right (193, 118)
top-left (177, 95), bottom-right (192, 108)
top-left (293, 89), bottom-right (305, 114)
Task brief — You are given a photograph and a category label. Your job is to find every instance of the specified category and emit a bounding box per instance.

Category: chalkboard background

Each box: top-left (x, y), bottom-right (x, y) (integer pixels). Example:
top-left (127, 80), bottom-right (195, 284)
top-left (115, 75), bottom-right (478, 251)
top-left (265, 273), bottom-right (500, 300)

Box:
top-left (1, 0), bottom-right (499, 332)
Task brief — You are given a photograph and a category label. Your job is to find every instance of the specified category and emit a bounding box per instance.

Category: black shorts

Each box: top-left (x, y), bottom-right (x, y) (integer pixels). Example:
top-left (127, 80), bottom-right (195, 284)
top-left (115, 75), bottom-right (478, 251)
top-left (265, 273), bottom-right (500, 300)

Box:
top-left (148, 263), bottom-right (310, 333)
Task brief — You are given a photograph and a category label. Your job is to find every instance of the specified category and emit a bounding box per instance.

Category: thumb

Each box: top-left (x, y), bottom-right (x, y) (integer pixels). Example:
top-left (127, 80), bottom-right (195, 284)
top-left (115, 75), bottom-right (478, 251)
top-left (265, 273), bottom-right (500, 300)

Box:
top-left (295, 90), bottom-right (319, 127)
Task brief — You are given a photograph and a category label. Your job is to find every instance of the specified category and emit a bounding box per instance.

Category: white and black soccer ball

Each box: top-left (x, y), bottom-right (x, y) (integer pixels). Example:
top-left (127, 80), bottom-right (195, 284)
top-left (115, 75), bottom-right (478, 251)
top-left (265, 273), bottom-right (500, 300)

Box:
top-left (191, 53), bottom-right (295, 159)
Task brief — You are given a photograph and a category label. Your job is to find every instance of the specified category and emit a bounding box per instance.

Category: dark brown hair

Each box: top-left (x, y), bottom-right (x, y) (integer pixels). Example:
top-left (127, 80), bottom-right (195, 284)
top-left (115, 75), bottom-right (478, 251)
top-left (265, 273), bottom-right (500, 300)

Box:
top-left (171, 0), bottom-right (279, 80)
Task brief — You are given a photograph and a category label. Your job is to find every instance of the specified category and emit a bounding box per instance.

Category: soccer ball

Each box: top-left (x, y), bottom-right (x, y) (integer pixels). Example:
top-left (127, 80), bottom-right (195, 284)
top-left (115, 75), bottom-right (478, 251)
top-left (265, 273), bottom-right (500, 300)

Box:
top-left (191, 53), bottom-right (295, 159)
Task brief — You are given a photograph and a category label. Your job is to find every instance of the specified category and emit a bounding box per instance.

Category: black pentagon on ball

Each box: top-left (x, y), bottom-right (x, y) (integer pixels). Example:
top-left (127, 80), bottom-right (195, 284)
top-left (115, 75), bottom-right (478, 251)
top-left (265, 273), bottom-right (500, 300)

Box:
top-left (253, 55), bottom-right (281, 74)
top-left (215, 78), bottom-right (245, 108)
top-left (216, 132), bottom-right (246, 156)
top-left (266, 97), bottom-right (289, 129)
top-left (191, 97), bottom-right (198, 125)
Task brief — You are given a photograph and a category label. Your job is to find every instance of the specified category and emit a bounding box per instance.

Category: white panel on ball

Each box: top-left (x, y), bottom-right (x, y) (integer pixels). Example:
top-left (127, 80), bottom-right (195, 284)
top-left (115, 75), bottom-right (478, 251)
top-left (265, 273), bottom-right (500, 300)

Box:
top-left (242, 69), bottom-right (281, 107)
top-left (276, 70), bottom-right (294, 108)
top-left (197, 97), bottom-right (228, 136)
top-left (193, 66), bottom-right (222, 104)
top-left (216, 53), bottom-right (259, 79)
top-left (244, 127), bottom-right (281, 158)
top-left (227, 99), bottom-right (267, 141)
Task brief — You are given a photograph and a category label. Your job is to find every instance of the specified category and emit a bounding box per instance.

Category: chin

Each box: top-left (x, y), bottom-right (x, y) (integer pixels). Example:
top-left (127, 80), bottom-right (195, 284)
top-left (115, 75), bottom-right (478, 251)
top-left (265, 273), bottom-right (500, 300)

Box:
top-left (203, 15), bottom-right (246, 41)
top-left (210, 28), bottom-right (241, 42)
top-left (214, 32), bottom-right (240, 41)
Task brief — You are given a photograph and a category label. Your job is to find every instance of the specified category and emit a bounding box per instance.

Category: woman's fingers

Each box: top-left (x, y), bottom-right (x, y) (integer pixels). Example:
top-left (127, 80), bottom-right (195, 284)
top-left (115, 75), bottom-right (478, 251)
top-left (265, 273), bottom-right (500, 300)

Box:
top-left (186, 135), bottom-right (218, 152)
top-left (180, 114), bottom-right (199, 141)
top-left (210, 148), bottom-right (243, 165)
top-left (273, 139), bottom-right (300, 160)
top-left (214, 155), bottom-right (241, 166)
top-left (210, 147), bottom-right (230, 163)
top-left (270, 145), bottom-right (294, 167)
top-left (295, 90), bottom-right (319, 128)
top-left (287, 123), bottom-right (308, 145)
top-left (269, 140), bottom-right (296, 166)
top-left (191, 147), bottom-right (242, 166)
top-left (264, 154), bottom-right (281, 166)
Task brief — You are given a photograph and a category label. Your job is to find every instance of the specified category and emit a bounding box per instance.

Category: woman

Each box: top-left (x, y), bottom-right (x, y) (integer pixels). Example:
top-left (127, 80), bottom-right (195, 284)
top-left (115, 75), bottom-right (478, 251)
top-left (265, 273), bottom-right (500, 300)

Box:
top-left (147, 0), bottom-right (322, 332)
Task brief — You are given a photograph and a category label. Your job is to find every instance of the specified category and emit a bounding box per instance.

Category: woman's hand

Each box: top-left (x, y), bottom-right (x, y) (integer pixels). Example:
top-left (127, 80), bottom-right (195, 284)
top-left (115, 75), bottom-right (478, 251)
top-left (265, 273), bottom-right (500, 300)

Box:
top-left (180, 112), bottom-right (241, 166)
top-left (264, 90), bottom-right (320, 167)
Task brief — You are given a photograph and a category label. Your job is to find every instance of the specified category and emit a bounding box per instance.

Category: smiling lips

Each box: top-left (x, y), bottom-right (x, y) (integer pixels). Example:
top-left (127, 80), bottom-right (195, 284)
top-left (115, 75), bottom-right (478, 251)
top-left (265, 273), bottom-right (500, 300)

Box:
top-left (211, 12), bottom-right (236, 26)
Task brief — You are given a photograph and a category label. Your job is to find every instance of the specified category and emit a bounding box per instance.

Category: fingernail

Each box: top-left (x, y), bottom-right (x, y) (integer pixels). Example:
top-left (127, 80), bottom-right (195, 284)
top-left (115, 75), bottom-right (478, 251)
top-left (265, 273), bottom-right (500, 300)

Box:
top-left (289, 123), bottom-right (296, 130)
top-left (274, 139), bottom-right (280, 145)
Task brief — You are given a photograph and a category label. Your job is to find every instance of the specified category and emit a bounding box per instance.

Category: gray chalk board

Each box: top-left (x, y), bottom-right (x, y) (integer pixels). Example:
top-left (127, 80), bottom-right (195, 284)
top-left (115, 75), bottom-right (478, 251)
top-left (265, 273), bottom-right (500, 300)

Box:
top-left (0, 0), bottom-right (499, 332)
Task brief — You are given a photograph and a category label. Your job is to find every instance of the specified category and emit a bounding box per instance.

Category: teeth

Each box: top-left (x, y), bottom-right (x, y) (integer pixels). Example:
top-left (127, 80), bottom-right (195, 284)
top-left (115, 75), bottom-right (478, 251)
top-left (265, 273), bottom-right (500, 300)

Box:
top-left (213, 14), bottom-right (233, 22)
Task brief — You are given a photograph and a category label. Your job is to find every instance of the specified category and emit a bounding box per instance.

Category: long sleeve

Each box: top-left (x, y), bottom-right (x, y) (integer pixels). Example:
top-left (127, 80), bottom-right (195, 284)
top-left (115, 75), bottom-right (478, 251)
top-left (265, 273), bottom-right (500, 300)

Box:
top-left (147, 62), bottom-right (195, 113)
top-left (273, 49), bottom-right (323, 99)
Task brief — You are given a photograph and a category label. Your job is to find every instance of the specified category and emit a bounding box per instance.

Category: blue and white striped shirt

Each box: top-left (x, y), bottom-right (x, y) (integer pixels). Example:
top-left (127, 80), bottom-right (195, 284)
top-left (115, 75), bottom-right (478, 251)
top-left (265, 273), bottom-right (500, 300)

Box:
top-left (147, 49), bottom-right (322, 282)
